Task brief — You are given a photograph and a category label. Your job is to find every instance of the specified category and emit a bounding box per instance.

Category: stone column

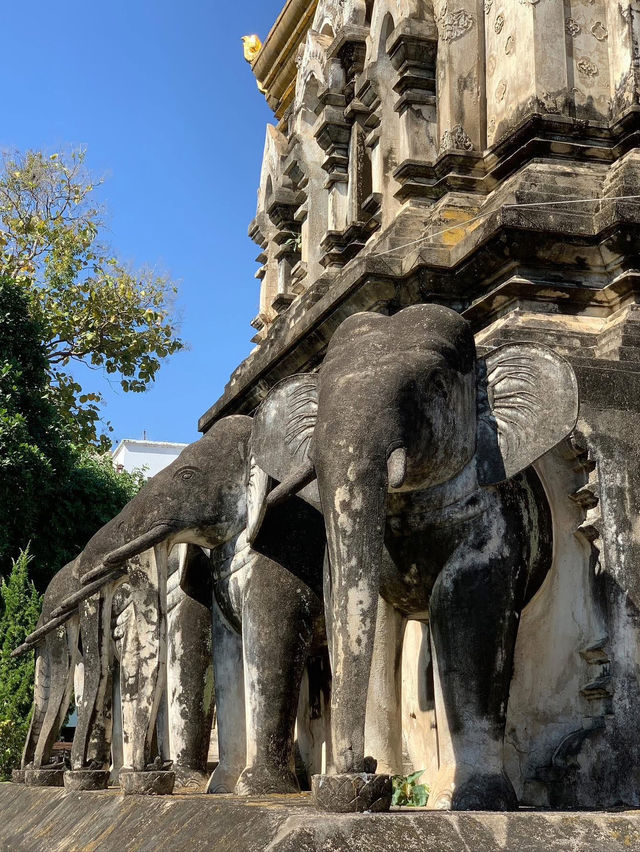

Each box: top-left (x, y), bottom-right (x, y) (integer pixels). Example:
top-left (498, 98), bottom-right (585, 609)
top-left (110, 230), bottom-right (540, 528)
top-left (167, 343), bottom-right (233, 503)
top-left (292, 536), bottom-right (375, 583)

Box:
top-left (435, 0), bottom-right (486, 153)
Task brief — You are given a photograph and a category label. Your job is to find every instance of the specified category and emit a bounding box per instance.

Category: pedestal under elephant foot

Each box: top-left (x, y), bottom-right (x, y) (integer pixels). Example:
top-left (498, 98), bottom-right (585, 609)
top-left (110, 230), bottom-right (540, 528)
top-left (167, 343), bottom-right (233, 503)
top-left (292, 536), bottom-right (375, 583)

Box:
top-left (64, 769), bottom-right (110, 791)
top-left (311, 773), bottom-right (392, 813)
top-left (24, 769), bottom-right (65, 788)
top-left (11, 770), bottom-right (25, 784)
top-left (172, 767), bottom-right (209, 791)
top-left (120, 770), bottom-right (175, 796)
top-left (234, 764), bottom-right (300, 796)
top-left (427, 764), bottom-right (518, 811)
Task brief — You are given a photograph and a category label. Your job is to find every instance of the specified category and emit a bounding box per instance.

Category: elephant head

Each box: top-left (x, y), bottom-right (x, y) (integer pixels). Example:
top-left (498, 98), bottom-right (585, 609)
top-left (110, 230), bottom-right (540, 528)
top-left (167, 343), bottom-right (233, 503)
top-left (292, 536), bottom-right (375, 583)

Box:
top-left (73, 415), bottom-right (252, 591)
top-left (250, 303), bottom-right (579, 775)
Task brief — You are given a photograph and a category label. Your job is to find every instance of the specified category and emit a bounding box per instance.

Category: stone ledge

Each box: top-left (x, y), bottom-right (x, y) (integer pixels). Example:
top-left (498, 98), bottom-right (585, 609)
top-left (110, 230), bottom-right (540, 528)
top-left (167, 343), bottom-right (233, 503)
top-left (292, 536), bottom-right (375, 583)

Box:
top-left (1, 784), bottom-right (639, 852)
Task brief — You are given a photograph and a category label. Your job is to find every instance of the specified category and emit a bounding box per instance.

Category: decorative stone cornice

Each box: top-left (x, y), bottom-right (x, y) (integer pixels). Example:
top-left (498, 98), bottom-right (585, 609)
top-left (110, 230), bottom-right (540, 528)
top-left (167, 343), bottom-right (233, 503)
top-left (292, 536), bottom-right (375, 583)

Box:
top-left (251, 0), bottom-right (319, 119)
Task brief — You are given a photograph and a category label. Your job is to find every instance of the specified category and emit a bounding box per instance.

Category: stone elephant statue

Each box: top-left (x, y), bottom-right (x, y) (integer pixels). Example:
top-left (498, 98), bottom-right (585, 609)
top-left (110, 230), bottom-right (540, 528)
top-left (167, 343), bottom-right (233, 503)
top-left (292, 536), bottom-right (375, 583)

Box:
top-left (108, 543), bottom-right (214, 787)
top-left (46, 414), bottom-right (328, 795)
top-left (17, 546), bottom-right (212, 788)
top-left (261, 303), bottom-right (579, 811)
top-left (19, 557), bottom-right (113, 775)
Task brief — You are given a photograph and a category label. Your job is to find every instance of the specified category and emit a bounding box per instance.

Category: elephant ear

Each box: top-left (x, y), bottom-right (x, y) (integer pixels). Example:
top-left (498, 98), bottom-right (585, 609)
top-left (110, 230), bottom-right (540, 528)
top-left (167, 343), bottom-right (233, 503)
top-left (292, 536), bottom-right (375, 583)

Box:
top-left (476, 343), bottom-right (579, 486)
top-left (247, 374), bottom-right (320, 542)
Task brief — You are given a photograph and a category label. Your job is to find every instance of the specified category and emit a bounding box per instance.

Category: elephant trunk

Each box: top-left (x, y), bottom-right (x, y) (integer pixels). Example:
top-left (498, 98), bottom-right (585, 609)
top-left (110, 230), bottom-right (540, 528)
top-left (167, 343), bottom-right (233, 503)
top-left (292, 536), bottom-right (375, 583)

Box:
top-left (266, 459), bottom-right (316, 510)
top-left (318, 454), bottom-right (389, 775)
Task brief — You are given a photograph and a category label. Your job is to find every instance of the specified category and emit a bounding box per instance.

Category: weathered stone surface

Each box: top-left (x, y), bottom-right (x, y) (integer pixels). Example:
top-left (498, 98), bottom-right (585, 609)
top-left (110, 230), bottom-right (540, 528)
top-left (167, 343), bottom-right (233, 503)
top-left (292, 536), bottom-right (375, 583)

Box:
top-left (312, 773), bottom-right (392, 813)
top-left (1, 786), bottom-right (640, 852)
top-left (24, 769), bottom-right (64, 788)
top-left (16, 0), bottom-right (640, 826)
top-left (172, 767), bottom-right (209, 791)
top-left (63, 770), bottom-right (110, 791)
top-left (119, 770), bottom-right (175, 796)
top-left (188, 0), bottom-right (640, 817)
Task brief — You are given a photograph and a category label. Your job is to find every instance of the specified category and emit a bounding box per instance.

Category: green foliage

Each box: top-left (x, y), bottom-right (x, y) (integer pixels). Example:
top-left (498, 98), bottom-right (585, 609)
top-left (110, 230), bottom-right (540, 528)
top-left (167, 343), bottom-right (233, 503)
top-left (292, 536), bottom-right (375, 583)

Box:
top-left (0, 718), bottom-right (28, 780)
top-left (391, 770), bottom-right (429, 808)
top-left (0, 148), bottom-right (184, 448)
top-left (0, 547), bottom-right (41, 719)
top-left (0, 273), bottom-right (144, 586)
top-left (0, 275), bottom-right (71, 582)
top-left (0, 547), bottom-right (42, 779)
top-left (43, 451), bottom-right (145, 586)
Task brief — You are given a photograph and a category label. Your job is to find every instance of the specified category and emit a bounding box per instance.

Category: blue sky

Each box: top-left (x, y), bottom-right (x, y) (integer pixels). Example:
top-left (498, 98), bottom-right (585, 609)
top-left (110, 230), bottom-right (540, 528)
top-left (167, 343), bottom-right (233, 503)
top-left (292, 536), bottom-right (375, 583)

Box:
top-left (0, 0), bottom-right (284, 445)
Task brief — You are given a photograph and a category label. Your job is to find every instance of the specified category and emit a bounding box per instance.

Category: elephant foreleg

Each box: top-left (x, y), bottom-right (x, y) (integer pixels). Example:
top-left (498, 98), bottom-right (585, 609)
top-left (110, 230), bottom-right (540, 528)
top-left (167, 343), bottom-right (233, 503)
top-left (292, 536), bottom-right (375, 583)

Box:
top-left (110, 660), bottom-right (124, 782)
top-left (85, 586), bottom-right (115, 768)
top-left (207, 598), bottom-right (246, 794)
top-left (235, 558), bottom-right (321, 796)
top-left (166, 592), bottom-right (214, 784)
top-left (427, 542), bottom-right (522, 811)
top-left (72, 593), bottom-right (107, 769)
top-left (33, 623), bottom-right (78, 768)
top-left (22, 643), bottom-right (49, 768)
top-left (120, 549), bottom-right (166, 771)
top-left (364, 595), bottom-right (406, 776)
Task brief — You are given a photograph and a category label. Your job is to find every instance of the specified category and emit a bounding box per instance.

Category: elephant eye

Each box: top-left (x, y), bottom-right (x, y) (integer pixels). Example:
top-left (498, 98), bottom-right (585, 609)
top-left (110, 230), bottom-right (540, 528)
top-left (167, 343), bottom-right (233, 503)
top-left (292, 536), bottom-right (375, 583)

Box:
top-left (175, 466), bottom-right (197, 481)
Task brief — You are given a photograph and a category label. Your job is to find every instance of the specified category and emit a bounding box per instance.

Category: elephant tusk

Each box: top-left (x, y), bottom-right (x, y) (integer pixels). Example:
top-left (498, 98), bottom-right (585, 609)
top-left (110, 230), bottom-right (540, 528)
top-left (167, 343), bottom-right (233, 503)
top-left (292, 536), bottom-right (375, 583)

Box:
top-left (11, 611), bottom-right (74, 656)
top-left (80, 563), bottom-right (122, 587)
top-left (50, 569), bottom-right (125, 617)
top-left (387, 446), bottom-right (407, 489)
top-left (99, 523), bottom-right (176, 571)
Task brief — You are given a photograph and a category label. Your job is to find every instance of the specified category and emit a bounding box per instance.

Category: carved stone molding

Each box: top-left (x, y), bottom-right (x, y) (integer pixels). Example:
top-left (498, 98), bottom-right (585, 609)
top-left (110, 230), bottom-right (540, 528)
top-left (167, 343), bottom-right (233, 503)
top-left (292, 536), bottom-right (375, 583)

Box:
top-left (441, 123), bottom-right (475, 152)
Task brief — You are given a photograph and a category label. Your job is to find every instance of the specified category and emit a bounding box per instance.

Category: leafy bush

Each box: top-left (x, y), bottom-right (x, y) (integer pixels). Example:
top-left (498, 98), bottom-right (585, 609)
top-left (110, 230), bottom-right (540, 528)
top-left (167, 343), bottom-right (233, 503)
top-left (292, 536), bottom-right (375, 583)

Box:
top-left (0, 719), bottom-right (29, 781)
top-left (391, 769), bottom-right (429, 807)
top-left (0, 547), bottom-right (41, 779)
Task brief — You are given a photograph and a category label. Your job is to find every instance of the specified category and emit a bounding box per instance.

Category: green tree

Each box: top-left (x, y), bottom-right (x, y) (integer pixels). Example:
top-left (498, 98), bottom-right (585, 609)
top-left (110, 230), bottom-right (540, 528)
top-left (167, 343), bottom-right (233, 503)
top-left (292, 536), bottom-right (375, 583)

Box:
top-left (0, 148), bottom-right (183, 448)
top-left (0, 274), bottom-right (71, 579)
top-left (0, 547), bottom-right (42, 780)
top-left (0, 274), bottom-right (144, 587)
top-left (44, 451), bottom-right (144, 587)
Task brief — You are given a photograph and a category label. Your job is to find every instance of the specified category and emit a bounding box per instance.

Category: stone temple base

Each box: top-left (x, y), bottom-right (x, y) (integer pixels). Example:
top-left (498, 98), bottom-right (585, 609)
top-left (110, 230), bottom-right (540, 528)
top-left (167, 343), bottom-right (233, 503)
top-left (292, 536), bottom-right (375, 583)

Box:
top-left (1, 784), bottom-right (640, 852)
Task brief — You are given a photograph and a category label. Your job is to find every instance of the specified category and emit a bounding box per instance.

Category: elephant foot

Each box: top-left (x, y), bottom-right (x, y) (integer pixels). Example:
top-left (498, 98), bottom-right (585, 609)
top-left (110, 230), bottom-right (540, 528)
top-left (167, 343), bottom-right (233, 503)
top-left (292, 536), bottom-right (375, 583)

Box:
top-left (63, 769), bottom-right (110, 791)
top-left (427, 764), bottom-right (517, 811)
top-left (172, 767), bottom-right (209, 791)
top-left (120, 769), bottom-right (175, 796)
top-left (312, 773), bottom-right (392, 813)
top-left (206, 764), bottom-right (242, 794)
top-left (234, 764), bottom-right (300, 796)
top-left (11, 770), bottom-right (26, 784)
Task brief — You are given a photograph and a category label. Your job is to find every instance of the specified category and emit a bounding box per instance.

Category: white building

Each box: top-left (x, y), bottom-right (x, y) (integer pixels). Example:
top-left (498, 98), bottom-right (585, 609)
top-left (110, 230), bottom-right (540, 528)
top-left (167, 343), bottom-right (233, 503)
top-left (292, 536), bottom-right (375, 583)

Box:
top-left (112, 439), bottom-right (188, 480)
